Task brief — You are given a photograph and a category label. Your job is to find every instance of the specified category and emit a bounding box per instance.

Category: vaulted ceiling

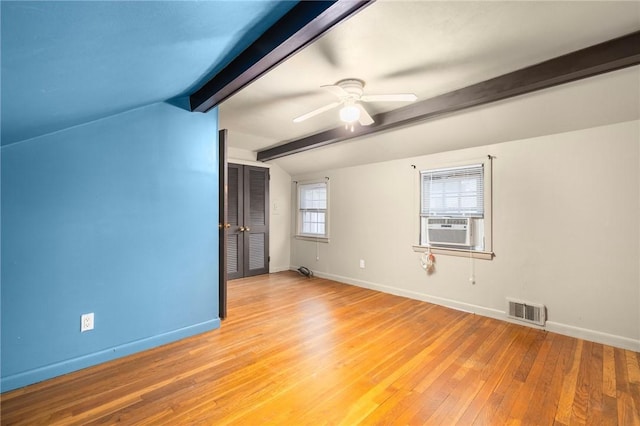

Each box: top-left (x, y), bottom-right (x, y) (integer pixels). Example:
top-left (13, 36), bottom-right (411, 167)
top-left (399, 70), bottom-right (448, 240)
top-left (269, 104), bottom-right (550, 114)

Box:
top-left (2, 0), bottom-right (639, 174)
top-left (219, 1), bottom-right (640, 176)
top-left (0, 1), bottom-right (297, 145)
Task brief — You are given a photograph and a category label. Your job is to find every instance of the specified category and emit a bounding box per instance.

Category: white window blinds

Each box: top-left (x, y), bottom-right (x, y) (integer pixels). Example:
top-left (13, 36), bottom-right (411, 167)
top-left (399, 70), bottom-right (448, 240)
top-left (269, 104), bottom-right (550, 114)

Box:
top-left (298, 182), bottom-right (327, 236)
top-left (300, 182), bottom-right (327, 210)
top-left (421, 164), bottom-right (484, 218)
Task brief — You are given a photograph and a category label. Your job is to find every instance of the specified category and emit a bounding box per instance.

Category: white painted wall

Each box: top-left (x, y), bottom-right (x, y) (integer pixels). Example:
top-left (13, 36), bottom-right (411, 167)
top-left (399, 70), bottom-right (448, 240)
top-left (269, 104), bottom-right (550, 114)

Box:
top-left (228, 146), bottom-right (256, 162)
top-left (268, 163), bottom-right (292, 272)
top-left (290, 120), bottom-right (640, 350)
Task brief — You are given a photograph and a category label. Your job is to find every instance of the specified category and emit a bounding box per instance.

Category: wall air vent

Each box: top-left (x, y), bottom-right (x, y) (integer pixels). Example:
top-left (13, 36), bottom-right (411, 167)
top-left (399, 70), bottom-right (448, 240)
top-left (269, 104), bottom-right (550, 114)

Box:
top-left (507, 298), bottom-right (546, 326)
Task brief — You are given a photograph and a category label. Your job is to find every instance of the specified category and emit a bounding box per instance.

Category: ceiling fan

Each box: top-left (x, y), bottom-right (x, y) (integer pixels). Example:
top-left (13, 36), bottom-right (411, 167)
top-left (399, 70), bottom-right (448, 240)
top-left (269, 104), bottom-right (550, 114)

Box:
top-left (293, 78), bottom-right (417, 130)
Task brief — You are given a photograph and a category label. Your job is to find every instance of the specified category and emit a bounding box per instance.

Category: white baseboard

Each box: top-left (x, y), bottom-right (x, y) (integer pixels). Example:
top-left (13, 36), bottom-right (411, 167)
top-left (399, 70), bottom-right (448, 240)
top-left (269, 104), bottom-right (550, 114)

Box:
top-left (544, 322), bottom-right (640, 352)
top-left (310, 270), bottom-right (640, 352)
top-left (269, 265), bottom-right (292, 273)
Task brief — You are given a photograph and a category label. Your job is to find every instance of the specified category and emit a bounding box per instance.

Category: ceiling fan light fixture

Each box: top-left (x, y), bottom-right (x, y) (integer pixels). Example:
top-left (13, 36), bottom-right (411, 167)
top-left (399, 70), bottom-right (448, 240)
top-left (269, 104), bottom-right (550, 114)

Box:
top-left (293, 78), bottom-right (414, 126)
top-left (339, 104), bottom-right (360, 123)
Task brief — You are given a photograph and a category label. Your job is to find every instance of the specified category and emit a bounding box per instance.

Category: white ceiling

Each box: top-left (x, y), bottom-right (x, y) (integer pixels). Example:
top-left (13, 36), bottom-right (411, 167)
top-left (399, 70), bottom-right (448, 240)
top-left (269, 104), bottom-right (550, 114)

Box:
top-left (219, 1), bottom-right (640, 175)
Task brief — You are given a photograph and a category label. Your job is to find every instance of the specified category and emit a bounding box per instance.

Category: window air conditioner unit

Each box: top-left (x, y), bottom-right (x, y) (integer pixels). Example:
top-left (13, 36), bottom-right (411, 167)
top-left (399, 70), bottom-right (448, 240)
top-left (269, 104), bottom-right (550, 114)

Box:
top-left (427, 217), bottom-right (472, 247)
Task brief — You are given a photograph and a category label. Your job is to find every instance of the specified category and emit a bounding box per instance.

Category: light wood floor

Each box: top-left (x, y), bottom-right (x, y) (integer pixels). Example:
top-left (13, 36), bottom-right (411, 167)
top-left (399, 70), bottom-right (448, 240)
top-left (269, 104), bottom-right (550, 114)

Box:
top-left (1, 272), bottom-right (639, 425)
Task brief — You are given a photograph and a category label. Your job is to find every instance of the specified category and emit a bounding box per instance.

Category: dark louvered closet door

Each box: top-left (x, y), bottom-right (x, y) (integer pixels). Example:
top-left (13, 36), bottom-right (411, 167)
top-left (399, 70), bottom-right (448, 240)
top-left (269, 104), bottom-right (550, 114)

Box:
top-left (243, 166), bottom-right (269, 277)
top-left (226, 163), bottom-right (269, 280)
top-left (227, 164), bottom-right (244, 280)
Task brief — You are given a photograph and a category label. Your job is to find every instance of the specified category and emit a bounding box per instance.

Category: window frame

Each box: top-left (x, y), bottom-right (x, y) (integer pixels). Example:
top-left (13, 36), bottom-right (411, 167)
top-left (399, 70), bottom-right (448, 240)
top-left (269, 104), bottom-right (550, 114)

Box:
top-left (296, 179), bottom-right (329, 242)
top-left (414, 157), bottom-right (493, 260)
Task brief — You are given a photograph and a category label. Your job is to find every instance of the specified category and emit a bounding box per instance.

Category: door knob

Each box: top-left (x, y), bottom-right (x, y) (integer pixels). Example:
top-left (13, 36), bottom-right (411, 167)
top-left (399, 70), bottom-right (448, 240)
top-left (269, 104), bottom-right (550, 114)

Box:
top-left (245, 227), bottom-right (251, 232)
top-left (224, 223), bottom-right (231, 229)
top-left (239, 226), bottom-right (245, 232)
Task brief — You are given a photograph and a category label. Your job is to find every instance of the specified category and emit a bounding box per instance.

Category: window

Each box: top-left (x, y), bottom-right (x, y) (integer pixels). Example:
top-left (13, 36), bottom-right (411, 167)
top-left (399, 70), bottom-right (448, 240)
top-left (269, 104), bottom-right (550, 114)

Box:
top-left (297, 181), bottom-right (328, 239)
top-left (419, 160), bottom-right (491, 254)
top-left (421, 164), bottom-right (484, 218)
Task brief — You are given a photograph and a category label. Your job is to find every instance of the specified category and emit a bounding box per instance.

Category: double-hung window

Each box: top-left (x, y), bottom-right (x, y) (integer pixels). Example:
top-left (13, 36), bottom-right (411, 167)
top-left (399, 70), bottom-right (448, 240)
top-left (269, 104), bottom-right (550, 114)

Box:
top-left (297, 181), bottom-right (328, 239)
top-left (420, 161), bottom-right (491, 253)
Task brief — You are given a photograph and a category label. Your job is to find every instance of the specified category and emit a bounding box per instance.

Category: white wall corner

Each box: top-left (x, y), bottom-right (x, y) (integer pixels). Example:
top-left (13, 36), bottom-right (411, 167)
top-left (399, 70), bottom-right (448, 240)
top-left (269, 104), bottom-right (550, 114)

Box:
top-left (268, 163), bottom-right (292, 275)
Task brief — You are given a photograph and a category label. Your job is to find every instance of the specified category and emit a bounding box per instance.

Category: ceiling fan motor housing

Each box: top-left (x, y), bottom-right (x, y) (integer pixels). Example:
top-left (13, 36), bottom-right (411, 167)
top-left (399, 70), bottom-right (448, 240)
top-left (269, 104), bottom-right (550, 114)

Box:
top-left (292, 77), bottom-right (415, 125)
top-left (337, 78), bottom-right (365, 99)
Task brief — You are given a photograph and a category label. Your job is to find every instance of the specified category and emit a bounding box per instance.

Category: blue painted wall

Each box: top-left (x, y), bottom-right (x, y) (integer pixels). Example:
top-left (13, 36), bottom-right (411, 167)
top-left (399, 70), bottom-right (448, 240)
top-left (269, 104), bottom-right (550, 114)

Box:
top-left (1, 102), bottom-right (220, 391)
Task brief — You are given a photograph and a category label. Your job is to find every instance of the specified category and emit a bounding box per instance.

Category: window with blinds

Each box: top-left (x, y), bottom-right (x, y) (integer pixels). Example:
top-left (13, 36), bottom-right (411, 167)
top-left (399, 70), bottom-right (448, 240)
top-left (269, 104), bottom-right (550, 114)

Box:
top-left (419, 162), bottom-right (489, 251)
top-left (421, 164), bottom-right (484, 218)
top-left (298, 181), bottom-right (328, 238)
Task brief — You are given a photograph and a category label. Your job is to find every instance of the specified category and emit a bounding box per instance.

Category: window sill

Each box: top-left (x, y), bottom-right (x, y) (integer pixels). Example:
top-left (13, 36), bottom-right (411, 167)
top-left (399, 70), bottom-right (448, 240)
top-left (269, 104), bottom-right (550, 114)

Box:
top-left (412, 245), bottom-right (494, 260)
top-left (295, 235), bottom-right (329, 243)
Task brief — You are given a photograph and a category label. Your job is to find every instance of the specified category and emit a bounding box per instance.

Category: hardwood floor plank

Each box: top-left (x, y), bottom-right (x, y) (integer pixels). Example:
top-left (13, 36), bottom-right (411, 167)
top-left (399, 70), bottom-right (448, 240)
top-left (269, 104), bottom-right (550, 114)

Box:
top-left (513, 328), bottom-right (548, 382)
top-left (424, 368), bottom-right (486, 425)
top-left (570, 340), bottom-right (593, 424)
top-left (1, 272), bottom-right (638, 426)
top-left (586, 342), bottom-right (605, 426)
top-left (488, 330), bottom-right (550, 425)
top-left (506, 331), bottom-right (556, 424)
top-left (406, 318), bottom-right (500, 424)
top-left (520, 332), bottom-right (563, 424)
top-left (469, 328), bottom-right (536, 425)
top-left (539, 335), bottom-right (579, 426)
top-left (336, 312), bottom-right (475, 425)
top-left (454, 322), bottom-right (520, 423)
top-left (296, 307), bottom-right (454, 425)
top-left (603, 344), bottom-right (618, 400)
top-left (615, 347), bottom-right (640, 426)
top-left (222, 301), bottom-right (436, 425)
top-left (554, 339), bottom-right (584, 425)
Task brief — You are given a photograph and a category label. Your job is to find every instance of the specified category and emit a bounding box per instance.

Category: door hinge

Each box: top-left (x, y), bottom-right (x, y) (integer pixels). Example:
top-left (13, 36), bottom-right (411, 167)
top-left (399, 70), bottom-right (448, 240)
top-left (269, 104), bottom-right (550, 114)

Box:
top-left (268, 256), bottom-right (271, 262)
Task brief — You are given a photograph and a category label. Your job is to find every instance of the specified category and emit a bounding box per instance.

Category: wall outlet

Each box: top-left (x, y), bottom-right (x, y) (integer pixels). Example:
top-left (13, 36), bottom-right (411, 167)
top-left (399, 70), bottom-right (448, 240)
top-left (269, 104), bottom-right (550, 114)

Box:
top-left (81, 313), bottom-right (94, 332)
top-left (359, 259), bottom-right (365, 269)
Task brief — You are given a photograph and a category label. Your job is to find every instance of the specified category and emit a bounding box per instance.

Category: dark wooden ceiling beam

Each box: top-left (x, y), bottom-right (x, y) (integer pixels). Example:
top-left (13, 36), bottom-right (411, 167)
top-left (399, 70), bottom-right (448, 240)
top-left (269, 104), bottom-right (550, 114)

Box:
top-left (189, 0), bottom-right (373, 113)
top-left (257, 30), bottom-right (640, 162)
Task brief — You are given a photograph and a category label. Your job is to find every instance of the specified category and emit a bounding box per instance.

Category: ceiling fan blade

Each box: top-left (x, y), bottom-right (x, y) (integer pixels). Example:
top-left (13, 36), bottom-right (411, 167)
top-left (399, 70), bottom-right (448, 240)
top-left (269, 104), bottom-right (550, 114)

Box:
top-left (361, 94), bottom-right (417, 102)
top-left (356, 103), bottom-right (374, 126)
top-left (293, 101), bottom-right (342, 123)
top-left (321, 84), bottom-right (349, 98)
top-left (243, 90), bottom-right (321, 111)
